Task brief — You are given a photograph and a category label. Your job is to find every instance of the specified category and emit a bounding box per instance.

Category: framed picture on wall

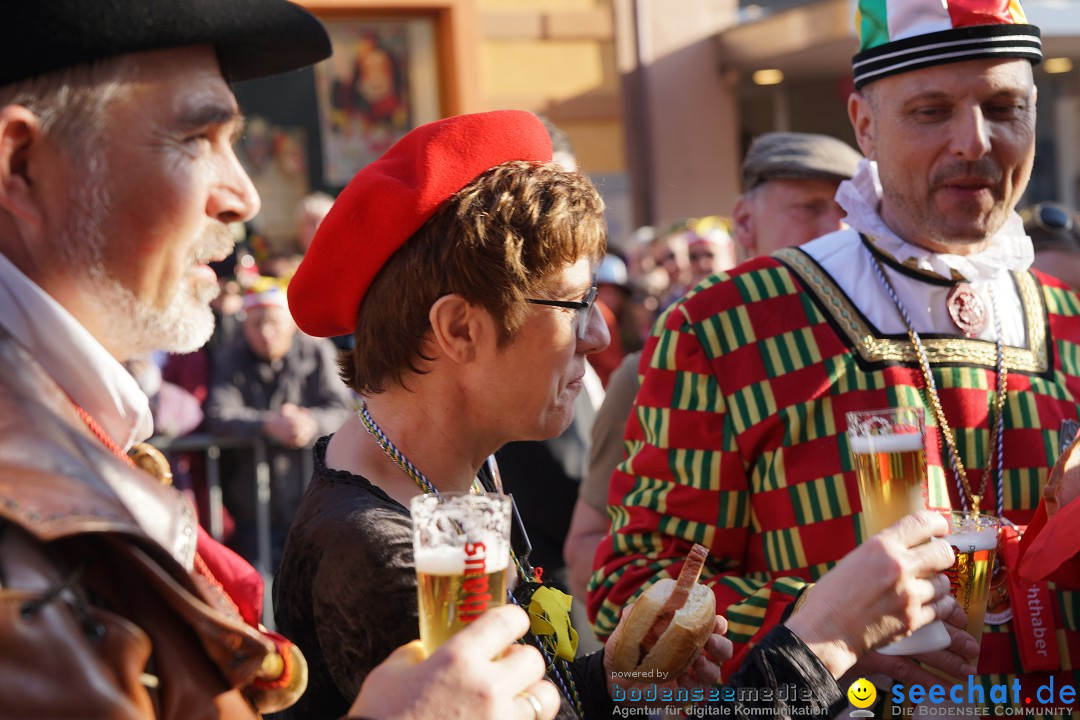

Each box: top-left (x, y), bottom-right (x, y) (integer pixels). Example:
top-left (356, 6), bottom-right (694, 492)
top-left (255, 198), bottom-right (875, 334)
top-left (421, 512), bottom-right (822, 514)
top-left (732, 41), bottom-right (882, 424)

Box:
top-left (314, 18), bottom-right (442, 186)
top-left (234, 115), bottom-right (313, 252)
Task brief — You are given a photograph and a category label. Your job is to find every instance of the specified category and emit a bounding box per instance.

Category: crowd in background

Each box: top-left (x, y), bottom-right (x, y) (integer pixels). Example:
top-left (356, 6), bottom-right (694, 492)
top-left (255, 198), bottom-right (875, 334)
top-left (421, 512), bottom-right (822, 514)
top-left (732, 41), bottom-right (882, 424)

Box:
top-left (138, 127), bottom-right (1080, 600)
top-left (6, 2), bottom-right (1080, 718)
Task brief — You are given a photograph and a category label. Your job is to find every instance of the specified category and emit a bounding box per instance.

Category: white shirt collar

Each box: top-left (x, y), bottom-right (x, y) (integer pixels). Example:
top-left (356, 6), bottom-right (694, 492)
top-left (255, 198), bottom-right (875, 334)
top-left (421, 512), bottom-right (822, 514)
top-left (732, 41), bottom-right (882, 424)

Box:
top-left (836, 158), bottom-right (1033, 282)
top-left (0, 252), bottom-right (153, 450)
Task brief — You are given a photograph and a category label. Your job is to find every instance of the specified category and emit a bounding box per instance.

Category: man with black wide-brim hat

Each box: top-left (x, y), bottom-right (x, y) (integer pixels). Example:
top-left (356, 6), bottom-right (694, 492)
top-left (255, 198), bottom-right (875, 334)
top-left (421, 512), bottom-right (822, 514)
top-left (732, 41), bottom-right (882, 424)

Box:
top-left (595, 0), bottom-right (1080, 715)
top-left (0, 3), bottom-right (554, 719)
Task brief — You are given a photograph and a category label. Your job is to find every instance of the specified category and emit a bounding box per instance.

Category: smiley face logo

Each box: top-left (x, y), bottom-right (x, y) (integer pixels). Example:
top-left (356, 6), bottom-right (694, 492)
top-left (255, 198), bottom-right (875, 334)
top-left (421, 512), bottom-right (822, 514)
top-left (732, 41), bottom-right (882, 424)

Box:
top-left (848, 678), bottom-right (877, 709)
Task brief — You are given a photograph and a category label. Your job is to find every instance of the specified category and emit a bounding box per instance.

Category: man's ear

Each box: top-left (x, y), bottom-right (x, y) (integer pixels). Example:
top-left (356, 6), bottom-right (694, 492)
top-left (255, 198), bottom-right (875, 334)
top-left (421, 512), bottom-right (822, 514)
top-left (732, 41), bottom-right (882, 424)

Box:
top-left (428, 294), bottom-right (487, 365)
top-left (848, 91), bottom-right (875, 159)
top-left (732, 193), bottom-right (756, 257)
top-left (0, 105), bottom-right (46, 232)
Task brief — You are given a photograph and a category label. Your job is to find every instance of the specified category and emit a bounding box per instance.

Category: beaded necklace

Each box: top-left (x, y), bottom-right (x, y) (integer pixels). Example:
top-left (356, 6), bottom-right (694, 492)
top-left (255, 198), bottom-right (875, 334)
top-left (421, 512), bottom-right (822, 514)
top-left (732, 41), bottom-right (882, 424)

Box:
top-left (868, 251), bottom-right (1006, 516)
top-left (358, 402), bottom-right (587, 718)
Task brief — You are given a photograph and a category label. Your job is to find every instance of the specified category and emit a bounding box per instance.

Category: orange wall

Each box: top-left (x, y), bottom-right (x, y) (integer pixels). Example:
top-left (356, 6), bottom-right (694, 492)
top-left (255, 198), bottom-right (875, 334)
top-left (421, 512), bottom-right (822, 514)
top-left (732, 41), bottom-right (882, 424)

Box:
top-left (298, 0), bottom-right (625, 175)
top-left (476, 0), bottom-right (624, 175)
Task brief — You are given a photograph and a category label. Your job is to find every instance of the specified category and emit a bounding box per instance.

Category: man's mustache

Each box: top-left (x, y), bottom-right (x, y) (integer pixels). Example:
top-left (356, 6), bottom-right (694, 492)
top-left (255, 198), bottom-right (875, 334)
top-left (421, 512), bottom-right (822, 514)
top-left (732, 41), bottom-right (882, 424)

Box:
top-left (930, 160), bottom-right (1003, 191)
top-left (193, 225), bottom-right (236, 264)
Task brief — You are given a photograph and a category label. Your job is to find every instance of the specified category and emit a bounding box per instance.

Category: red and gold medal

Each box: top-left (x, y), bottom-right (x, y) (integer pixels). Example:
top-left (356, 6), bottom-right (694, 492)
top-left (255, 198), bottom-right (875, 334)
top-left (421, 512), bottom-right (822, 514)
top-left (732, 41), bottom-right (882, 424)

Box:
top-left (946, 283), bottom-right (988, 337)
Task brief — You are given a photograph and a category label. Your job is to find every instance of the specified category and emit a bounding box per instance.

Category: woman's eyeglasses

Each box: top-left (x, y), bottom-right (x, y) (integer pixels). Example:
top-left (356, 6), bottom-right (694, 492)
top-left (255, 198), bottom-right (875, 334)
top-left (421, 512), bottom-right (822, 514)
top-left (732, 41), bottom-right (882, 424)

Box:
top-left (526, 274), bottom-right (599, 340)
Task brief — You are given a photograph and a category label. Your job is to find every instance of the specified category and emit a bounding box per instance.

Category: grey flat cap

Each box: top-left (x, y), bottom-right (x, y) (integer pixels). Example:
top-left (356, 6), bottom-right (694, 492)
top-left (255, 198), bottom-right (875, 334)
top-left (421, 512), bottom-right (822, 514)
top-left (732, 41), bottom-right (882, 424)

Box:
top-left (741, 132), bottom-right (863, 191)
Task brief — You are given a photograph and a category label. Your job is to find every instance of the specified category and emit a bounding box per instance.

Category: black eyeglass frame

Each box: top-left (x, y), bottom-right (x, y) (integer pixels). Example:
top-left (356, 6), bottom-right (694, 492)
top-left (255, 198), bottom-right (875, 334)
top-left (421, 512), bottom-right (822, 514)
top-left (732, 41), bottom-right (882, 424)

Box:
top-left (525, 274), bottom-right (599, 340)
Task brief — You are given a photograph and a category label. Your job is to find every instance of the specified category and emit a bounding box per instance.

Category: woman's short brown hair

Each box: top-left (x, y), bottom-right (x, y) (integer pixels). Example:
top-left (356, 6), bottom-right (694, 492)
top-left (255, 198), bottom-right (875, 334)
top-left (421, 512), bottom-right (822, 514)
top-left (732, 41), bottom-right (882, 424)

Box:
top-left (340, 160), bottom-right (606, 395)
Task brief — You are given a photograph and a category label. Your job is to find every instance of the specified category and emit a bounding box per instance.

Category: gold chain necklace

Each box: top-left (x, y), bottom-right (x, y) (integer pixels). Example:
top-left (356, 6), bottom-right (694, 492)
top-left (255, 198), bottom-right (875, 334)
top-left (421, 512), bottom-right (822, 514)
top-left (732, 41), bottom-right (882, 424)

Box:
top-left (868, 254), bottom-right (1007, 515)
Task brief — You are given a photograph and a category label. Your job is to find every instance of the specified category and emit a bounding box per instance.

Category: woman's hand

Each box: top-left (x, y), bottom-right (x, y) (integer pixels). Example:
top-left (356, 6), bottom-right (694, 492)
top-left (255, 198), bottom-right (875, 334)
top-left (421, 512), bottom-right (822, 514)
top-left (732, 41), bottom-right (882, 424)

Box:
top-left (677, 615), bottom-right (732, 688)
top-left (603, 604), bottom-right (732, 700)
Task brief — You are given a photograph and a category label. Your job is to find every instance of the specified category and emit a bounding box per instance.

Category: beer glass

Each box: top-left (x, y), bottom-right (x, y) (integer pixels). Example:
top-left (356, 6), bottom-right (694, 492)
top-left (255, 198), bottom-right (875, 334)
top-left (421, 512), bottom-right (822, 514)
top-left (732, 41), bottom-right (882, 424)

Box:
top-left (945, 511), bottom-right (1000, 649)
top-left (411, 492), bottom-right (512, 655)
top-left (847, 407), bottom-right (950, 654)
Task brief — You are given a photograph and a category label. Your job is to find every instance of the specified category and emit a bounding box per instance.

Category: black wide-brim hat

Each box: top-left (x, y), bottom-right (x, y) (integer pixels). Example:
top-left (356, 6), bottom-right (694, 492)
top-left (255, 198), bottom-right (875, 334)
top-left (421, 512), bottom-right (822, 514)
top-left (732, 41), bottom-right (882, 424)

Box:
top-left (1, 0), bottom-right (331, 86)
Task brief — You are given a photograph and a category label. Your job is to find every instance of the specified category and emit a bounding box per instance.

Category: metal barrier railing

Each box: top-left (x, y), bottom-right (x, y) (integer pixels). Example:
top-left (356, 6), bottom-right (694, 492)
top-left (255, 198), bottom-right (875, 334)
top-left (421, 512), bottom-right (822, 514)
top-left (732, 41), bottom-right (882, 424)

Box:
top-left (147, 433), bottom-right (315, 628)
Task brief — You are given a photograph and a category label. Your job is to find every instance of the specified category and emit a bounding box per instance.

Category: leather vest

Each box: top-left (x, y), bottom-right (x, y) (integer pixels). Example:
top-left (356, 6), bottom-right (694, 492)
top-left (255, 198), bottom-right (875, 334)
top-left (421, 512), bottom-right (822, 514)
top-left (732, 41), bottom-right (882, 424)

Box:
top-left (0, 330), bottom-right (280, 719)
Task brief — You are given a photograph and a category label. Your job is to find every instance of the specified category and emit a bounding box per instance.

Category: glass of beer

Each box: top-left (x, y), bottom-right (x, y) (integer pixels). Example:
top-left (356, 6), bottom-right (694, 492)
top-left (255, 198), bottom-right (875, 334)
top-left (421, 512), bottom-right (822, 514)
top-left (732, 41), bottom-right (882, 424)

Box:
top-left (945, 511), bottom-right (1000, 649)
top-left (411, 492), bottom-right (512, 655)
top-left (847, 407), bottom-right (950, 654)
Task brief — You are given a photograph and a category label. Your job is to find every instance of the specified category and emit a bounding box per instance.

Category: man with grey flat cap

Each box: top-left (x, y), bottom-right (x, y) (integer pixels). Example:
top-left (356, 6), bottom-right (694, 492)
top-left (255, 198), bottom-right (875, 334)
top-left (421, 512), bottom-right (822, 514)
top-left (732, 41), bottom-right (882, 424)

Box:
top-left (733, 131), bottom-right (862, 259)
top-left (0, 3), bottom-right (554, 719)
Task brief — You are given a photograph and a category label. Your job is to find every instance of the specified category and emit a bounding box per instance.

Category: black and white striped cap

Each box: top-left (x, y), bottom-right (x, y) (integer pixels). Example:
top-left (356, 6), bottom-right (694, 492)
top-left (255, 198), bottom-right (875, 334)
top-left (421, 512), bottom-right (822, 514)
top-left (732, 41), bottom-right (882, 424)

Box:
top-left (852, 1), bottom-right (1042, 89)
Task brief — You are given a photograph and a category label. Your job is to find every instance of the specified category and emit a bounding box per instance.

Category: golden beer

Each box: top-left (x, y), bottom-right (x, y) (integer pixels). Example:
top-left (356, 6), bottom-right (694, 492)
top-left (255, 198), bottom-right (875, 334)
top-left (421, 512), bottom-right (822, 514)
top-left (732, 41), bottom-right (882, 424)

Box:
top-left (411, 493), bottom-right (513, 655)
top-left (946, 514), bottom-right (1000, 649)
top-left (415, 543), bottom-right (510, 654)
top-left (850, 432), bottom-right (927, 535)
top-left (847, 408), bottom-right (949, 655)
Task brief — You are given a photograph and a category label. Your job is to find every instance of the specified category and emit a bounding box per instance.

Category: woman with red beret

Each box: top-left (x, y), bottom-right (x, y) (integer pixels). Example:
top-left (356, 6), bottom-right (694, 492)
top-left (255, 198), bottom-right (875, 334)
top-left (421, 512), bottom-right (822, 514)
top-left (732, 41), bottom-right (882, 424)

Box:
top-left (272, 109), bottom-right (727, 720)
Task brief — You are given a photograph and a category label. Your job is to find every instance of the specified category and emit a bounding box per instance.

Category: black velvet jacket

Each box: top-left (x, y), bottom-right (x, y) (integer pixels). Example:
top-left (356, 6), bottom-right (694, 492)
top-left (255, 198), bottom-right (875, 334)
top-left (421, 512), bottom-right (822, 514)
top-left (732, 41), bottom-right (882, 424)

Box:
top-left (273, 437), bottom-right (844, 720)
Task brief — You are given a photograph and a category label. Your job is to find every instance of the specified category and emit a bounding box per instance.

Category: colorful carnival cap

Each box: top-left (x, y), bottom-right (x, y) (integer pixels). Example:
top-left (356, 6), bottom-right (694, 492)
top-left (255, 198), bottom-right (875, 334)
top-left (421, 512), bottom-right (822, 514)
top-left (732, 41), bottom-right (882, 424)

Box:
top-left (687, 216), bottom-right (734, 250)
top-left (852, 0), bottom-right (1042, 89)
top-left (289, 110), bottom-right (552, 338)
top-left (242, 276), bottom-right (290, 312)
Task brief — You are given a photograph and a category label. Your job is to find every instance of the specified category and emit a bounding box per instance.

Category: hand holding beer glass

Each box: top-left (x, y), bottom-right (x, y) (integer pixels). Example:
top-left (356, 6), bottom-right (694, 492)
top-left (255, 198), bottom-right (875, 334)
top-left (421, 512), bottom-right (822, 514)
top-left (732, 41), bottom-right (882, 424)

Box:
top-left (847, 407), bottom-right (952, 654)
top-left (411, 493), bottom-right (512, 655)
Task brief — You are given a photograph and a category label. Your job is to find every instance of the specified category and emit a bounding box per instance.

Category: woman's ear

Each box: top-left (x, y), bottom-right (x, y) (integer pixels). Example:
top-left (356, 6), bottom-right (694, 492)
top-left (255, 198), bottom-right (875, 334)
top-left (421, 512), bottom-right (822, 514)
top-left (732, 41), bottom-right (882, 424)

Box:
top-left (428, 294), bottom-right (488, 365)
top-left (0, 105), bottom-right (47, 233)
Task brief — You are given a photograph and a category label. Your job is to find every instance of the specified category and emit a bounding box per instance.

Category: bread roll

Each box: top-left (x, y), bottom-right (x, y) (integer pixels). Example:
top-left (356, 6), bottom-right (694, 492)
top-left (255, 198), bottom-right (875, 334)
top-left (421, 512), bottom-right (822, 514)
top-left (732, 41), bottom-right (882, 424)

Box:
top-left (609, 578), bottom-right (716, 679)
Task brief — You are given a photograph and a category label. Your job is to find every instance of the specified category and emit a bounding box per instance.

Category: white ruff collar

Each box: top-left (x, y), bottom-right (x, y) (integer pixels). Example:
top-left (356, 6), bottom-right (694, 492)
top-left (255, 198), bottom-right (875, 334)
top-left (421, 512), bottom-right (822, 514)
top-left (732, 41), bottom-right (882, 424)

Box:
top-left (836, 159), bottom-right (1033, 283)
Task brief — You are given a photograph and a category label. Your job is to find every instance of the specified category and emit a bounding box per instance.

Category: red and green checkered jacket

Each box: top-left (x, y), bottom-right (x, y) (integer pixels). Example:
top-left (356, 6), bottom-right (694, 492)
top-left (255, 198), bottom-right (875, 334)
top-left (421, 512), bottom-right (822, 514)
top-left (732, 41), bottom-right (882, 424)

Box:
top-left (589, 247), bottom-right (1080, 710)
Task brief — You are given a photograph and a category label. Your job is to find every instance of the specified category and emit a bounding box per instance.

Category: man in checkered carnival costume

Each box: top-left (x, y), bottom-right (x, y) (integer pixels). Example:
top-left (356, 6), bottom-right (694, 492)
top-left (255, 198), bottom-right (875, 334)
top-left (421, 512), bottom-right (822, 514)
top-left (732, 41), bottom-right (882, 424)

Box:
top-left (591, 0), bottom-right (1080, 715)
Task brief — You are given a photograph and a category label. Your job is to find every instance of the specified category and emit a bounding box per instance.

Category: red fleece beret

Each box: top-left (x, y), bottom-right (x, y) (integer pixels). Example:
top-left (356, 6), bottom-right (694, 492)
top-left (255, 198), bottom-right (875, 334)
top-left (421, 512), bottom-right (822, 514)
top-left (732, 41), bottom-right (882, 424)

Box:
top-left (289, 110), bottom-right (553, 338)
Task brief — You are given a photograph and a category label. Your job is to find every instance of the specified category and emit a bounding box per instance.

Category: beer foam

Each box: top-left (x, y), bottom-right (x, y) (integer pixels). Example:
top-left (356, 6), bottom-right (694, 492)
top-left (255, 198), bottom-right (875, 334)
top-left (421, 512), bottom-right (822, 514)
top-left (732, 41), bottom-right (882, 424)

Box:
top-left (414, 540), bottom-right (511, 575)
top-left (849, 432), bottom-right (923, 454)
top-left (948, 529), bottom-right (997, 552)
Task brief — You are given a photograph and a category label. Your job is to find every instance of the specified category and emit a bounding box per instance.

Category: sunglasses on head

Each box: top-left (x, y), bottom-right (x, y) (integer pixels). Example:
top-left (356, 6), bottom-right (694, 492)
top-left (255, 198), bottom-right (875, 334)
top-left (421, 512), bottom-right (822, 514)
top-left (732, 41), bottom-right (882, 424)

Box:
top-left (1031, 202), bottom-right (1075, 234)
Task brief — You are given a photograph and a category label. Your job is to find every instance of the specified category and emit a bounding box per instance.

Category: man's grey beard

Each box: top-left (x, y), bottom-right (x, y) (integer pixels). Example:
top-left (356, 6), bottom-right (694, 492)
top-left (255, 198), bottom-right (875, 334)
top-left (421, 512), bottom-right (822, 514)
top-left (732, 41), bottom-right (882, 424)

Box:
top-left (58, 150), bottom-right (229, 360)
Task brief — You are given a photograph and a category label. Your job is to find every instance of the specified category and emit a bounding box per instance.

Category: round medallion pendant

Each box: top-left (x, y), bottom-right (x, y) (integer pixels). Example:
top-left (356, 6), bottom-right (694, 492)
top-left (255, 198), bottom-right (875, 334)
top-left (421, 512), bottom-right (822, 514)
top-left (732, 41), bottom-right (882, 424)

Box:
top-left (946, 283), bottom-right (988, 337)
